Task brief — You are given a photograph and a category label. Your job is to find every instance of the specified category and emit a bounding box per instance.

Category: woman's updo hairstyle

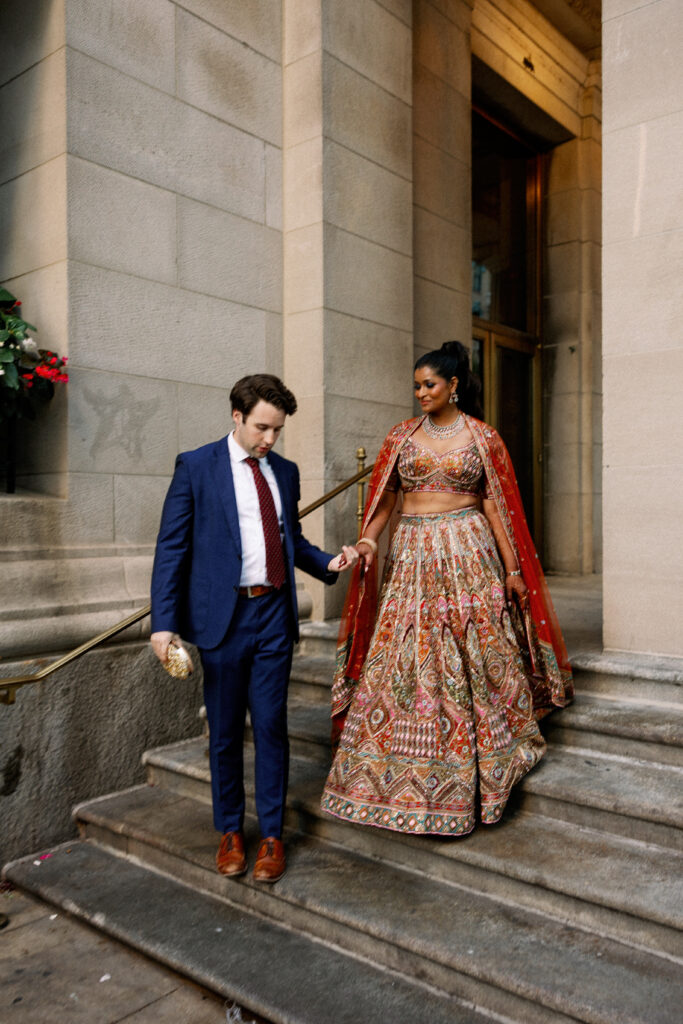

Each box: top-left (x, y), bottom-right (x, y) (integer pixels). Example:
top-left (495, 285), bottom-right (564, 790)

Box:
top-left (414, 341), bottom-right (483, 419)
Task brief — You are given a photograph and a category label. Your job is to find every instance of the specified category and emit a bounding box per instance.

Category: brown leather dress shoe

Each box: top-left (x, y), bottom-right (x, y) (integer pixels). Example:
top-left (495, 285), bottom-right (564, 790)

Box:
top-left (216, 831), bottom-right (247, 876)
top-left (253, 837), bottom-right (286, 883)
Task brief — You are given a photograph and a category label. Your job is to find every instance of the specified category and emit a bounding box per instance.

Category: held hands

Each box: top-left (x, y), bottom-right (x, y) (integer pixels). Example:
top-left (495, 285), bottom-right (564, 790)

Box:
top-left (355, 536), bottom-right (377, 569)
top-left (327, 544), bottom-right (361, 573)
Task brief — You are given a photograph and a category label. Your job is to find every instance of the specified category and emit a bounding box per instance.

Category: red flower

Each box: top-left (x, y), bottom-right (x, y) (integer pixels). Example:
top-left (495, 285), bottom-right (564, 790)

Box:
top-left (56, 373), bottom-right (69, 382)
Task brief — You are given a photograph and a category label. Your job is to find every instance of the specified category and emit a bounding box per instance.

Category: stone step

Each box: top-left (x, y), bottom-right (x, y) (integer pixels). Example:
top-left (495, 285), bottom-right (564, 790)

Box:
top-left (296, 619), bottom-right (339, 659)
top-left (63, 785), bottom-right (683, 1024)
top-left (143, 737), bottom-right (683, 960)
top-left (246, 701), bottom-right (332, 764)
top-left (264, 701), bottom-right (683, 851)
top-left (2, 841), bottom-right (487, 1024)
top-left (290, 648), bottom-right (683, 764)
top-left (571, 657), bottom-right (683, 705)
top-left (287, 693), bottom-right (683, 770)
top-left (542, 693), bottom-right (683, 767)
top-left (288, 654), bottom-right (334, 704)
top-left (296, 615), bottom-right (683, 706)
top-left (518, 745), bottom-right (683, 851)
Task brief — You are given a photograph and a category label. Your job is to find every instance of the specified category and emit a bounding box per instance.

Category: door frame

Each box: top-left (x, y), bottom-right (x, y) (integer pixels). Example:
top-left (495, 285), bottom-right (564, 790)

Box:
top-left (472, 323), bottom-right (543, 550)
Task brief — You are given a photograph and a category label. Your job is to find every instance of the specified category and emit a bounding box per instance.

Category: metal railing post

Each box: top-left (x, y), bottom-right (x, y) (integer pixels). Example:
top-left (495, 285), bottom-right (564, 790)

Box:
top-left (356, 447), bottom-right (366, 539)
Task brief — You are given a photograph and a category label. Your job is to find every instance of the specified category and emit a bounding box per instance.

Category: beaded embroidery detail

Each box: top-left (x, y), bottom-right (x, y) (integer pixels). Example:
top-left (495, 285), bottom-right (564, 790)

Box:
top-left (398, 437), bottom-right (484, 496)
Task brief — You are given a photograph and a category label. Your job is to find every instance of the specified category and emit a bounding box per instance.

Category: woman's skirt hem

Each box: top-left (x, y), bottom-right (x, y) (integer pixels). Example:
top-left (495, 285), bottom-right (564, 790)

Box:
top-left (320, 792), bottom-right (476, 837)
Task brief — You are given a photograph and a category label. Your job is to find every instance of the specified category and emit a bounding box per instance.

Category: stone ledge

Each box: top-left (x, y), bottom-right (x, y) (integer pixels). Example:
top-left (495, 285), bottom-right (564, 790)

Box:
top-left (0, 543), bottom-right (154, 561)
top-left (0, 607), bottom-right (150, 661)
top-left (572, 650), bottom-right (683, 684)
top-left (0, 548), bottom-right (153, 658)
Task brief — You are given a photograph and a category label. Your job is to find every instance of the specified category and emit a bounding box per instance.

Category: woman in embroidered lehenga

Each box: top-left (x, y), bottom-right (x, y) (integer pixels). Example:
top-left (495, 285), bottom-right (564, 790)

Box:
top-left (321, 341), bottom-right (573, 836)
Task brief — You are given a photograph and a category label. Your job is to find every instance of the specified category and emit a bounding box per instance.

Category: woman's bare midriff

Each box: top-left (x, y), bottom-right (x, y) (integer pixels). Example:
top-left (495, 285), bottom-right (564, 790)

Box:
top-left (402, 492), bottom-right (479, 515)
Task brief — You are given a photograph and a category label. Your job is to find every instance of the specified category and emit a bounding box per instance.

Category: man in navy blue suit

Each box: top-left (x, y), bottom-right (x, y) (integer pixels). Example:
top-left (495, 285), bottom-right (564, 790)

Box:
top-left (150, 374), bottom-right (358, 882)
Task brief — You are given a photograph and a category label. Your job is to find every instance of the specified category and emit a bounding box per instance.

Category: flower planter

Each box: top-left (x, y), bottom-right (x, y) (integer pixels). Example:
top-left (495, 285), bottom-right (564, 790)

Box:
top-left (0, 287), bottom-right (68, 491)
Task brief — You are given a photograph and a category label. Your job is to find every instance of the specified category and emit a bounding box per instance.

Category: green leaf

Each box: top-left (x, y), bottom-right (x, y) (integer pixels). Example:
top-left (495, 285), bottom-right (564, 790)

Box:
top-left (0, 287), bottom-right (17, 304)
top-left (0, 330), bottom-right (9, 342)
top-left (0, 350), bottom-right (16, 362)
top-left (4, 362), bottom-right (19, 388)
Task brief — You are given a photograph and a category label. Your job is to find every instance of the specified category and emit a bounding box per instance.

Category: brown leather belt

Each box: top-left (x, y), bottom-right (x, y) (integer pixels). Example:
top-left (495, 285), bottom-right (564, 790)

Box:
top-left (238, 584), bottom-right (276, 598)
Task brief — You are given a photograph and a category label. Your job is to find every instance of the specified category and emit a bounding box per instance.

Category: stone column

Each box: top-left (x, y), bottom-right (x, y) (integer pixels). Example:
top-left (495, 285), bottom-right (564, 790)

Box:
top-left (602, 0), bottom-right (683, 655)
top-left (0, 0), bottom-right (285, 648)
top-left (283, 0), bottom-right (414, 618)
top-left (544, 60), bottom-right (602, 574)
top-left (0, 0), bottom-right (285, 859)
top-left (413, 0), bottom-right (473, 359)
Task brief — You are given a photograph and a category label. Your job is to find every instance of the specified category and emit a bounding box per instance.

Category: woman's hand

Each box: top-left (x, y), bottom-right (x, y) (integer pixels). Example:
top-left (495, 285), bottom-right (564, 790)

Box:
top-left (327, 545), bottom-right (360, 573)
top-left (356, 539), bottom-right (376, 569)
top-left (506, 573), bottom-right (528, 605)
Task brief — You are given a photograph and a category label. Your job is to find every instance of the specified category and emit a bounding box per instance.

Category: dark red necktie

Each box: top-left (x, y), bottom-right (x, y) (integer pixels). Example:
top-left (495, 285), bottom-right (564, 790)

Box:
top-left (245, 457), bottom-right (286, 589)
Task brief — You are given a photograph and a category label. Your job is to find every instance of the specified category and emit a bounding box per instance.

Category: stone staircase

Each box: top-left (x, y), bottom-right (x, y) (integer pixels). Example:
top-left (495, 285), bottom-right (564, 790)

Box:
top-left (4, 621), bottom-right (683, 1023)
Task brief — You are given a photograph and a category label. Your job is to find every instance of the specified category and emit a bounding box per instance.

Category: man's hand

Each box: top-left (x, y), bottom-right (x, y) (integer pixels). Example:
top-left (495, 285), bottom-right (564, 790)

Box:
top-left (151, 631), bottom-right (176, 665)
top-left (327, 545), bottom-right (360, 573)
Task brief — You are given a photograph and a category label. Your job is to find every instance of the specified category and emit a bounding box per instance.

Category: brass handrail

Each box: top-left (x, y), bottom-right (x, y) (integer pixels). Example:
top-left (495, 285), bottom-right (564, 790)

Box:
top-left (297, 462), bottom-right (372, 520)
top-left (0, 454), bottom-right (374, 706)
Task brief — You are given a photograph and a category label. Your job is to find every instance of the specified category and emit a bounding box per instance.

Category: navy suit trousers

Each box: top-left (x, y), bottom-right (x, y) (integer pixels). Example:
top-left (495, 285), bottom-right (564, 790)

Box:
top-left (200, 589), bottom-right (293, 839)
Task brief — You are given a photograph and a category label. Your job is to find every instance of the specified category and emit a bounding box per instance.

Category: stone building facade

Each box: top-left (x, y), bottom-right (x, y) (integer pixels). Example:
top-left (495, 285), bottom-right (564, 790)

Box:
top-left (1, 0), bottom-right (681, 859)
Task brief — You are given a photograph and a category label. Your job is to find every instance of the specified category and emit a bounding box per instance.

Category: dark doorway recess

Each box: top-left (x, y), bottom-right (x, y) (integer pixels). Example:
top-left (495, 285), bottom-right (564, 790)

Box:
top-left (471, 107), bottom-right (543, 545)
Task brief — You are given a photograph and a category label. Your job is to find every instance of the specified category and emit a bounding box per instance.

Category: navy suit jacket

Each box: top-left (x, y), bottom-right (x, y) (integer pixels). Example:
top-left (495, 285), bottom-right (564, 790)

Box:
top-left (151, 437), bottom-right (337, 649)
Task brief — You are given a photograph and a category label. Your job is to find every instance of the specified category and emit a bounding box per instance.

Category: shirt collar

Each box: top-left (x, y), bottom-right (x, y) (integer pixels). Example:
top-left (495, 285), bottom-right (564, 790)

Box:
top-left (228, 430), bottom-right (270, 466)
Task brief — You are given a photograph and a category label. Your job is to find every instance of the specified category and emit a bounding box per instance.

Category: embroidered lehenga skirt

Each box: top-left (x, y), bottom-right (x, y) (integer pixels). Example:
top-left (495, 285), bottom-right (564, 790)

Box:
top-left (321, 508), bottom-right (546, 836)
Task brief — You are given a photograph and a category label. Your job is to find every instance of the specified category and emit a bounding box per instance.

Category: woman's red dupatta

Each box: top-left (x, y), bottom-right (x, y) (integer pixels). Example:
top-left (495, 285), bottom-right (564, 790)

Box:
top-left (468, 417), bottom-right (573, 715)
top-left (330, 415), bottom-right (573, 745)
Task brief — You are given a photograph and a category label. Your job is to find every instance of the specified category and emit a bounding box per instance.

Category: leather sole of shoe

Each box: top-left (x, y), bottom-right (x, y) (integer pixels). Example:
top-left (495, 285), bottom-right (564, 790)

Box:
top-left (216, 863), bottom-right (248, 878)
top-left (253, 868), bottom-right (285, 883)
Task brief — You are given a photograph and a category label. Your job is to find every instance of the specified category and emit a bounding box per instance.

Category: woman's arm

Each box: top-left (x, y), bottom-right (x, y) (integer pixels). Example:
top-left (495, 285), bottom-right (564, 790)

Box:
top-left (356, 488), bottom-right (398, 567)
top-left (482, 498), bottom-right (528, 603)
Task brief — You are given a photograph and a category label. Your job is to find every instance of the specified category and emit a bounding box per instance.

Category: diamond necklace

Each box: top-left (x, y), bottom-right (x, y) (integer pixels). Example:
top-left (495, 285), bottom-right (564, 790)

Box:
top-left (422, 412), bottom-right (465, 439)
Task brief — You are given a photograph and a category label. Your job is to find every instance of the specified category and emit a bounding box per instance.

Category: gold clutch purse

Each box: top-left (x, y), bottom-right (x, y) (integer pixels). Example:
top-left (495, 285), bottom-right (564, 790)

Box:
top-left (164, 640), bottom-right (193, 679)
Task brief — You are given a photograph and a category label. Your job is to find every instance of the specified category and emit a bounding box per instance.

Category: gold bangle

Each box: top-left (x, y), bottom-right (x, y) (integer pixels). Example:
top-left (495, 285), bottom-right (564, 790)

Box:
top-left (357, 536), bottom-right (378, 554)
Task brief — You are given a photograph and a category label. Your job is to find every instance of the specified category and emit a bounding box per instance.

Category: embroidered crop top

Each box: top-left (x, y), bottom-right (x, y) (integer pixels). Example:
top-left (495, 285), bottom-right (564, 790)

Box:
top-left (387, 437), bottom-right (493, 498)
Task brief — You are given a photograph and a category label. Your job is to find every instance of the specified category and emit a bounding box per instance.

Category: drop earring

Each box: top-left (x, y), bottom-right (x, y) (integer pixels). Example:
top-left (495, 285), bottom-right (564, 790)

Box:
top-left (449, 390), bottom-right (459, 404)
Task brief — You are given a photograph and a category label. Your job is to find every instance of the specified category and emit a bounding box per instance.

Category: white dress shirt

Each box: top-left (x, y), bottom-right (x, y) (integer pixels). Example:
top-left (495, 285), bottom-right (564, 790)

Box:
top-left (228, 431), bottom-right (284, 587)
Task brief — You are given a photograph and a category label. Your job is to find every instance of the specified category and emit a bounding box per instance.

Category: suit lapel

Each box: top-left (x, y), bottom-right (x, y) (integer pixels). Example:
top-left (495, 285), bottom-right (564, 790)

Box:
top-left (214, 438), bottom-right (242, 556)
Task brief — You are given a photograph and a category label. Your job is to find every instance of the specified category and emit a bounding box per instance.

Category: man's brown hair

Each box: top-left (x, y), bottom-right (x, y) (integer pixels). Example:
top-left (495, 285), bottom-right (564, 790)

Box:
top-left (230, 374), bottom-right (297, 418)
